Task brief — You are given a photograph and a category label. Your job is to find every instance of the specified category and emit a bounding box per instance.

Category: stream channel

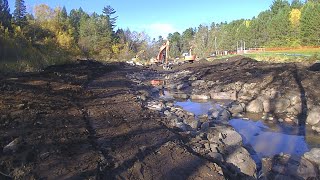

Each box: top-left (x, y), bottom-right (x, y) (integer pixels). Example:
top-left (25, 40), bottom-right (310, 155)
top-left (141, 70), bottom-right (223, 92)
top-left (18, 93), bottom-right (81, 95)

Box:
top-left (159, 89), bottom-right (320, 168)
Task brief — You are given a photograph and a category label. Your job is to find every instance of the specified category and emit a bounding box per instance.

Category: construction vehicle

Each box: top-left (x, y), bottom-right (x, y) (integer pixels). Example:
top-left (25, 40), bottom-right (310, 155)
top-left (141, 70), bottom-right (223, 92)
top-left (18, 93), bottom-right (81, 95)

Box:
top-left (155, 40), bottom-right (196, 69)
top-left (184, 46), bottom-right (196, 61)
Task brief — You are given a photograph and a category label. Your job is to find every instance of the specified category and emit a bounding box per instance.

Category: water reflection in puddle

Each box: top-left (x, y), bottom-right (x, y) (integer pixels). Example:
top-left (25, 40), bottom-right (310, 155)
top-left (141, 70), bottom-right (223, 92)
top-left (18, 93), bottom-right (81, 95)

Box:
top-left (171, 97), bottom-right (320, 160)
top-left (175, 100), bottom-right (215, 116)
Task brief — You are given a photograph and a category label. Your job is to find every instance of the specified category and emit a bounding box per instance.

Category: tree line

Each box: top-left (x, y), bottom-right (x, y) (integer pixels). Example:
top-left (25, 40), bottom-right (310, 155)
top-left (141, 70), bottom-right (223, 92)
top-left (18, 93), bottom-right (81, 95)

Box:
top-left (167, 0), bottom-right (320, 58)
top-left (1, 0), bottom-right (320, 71)
top-left (0, 0), bottom-right (157, 71)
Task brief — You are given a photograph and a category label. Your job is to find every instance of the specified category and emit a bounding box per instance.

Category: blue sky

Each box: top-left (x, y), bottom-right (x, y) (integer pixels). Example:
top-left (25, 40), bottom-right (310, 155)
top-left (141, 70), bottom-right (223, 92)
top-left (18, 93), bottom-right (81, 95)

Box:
top-left (9, 0), bottom-right (283, 39)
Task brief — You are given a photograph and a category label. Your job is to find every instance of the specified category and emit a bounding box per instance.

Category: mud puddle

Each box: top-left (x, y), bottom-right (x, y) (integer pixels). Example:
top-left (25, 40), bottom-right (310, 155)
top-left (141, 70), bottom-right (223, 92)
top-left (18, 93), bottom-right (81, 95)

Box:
top-left (162, 91), bottom-right (320, 162)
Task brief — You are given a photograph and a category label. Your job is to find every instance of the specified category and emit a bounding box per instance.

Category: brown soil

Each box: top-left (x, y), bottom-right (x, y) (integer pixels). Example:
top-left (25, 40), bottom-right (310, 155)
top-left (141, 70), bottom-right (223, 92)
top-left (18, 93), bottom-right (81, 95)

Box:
top-left (1, 56), bottom-right (319, 179)
top-left (0, 61), bottom-right (225, 179)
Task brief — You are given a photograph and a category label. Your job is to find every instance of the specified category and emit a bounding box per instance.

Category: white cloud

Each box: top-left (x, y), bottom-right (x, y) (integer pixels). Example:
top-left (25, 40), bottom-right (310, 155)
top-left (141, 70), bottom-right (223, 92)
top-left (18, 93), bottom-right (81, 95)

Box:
top-left (144, 23), bottom-right (178, 39)
top-left (121, 23), bottom-right (181, 40)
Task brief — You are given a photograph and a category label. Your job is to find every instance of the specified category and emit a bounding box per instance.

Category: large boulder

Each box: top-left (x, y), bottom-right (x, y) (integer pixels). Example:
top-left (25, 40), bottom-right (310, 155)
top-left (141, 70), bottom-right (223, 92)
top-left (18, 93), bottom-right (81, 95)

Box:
top-left (226, 146), bottom-right (256, 177)
top-left (172, 93), bottom-right (188, 99)
top-left (246, 99), bottom-right (264, 113)
top-left (210, 91), bottom-right (237, 100)
top-left (220, 128), bottom-right (242, 146)
top-left (306, 106), bottom-right (320, 126)
top-left (228, 103), bottom-right (245, 115)
top-left (190, 94), bottom-right (210, 100)
top-left (274, 98), bottom-right (291, 113)
top-left (304, 148), bottom-right (320, 167)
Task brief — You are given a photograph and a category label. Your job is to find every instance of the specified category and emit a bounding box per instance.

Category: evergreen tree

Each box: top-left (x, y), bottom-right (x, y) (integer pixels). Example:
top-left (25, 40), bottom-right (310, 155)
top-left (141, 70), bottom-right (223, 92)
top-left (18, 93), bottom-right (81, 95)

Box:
top-left (13, 0), bottom-right (27, 27)
top-left (60, 6), bottom-right (68, 21)
top-left (102, 5), bottom-right (117, 28)
top-left (300, 1), bottom-right (320, 45)
top-left (291, 0), bottom-right (303, 9)
top-left (0, 0), bottom-right (11, 28)
top-left (270, 0), bottom-right (290, 14)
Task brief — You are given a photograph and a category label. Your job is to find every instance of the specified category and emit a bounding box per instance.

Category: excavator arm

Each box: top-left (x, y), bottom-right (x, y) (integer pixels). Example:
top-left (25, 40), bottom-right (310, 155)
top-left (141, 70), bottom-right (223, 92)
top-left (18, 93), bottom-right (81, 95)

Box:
top-left (156, 40), bottom-right (170, 64)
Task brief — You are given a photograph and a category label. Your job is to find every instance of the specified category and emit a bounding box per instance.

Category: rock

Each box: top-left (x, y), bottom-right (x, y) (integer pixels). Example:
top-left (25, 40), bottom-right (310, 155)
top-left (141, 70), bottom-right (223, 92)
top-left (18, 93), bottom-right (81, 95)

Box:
top-left (306, 106), bottom-right (320, 126)
top-left (207, 128), bottom-right (221, 143)
top-left (304, 148), bottom-right (320, 166)
top-left (163, 110), bottom-right (171, 116)
top-left (200, 122), bottom-right (210, 131)
top-left (209, 105), bottom-right (224, 118)
top-left (176, 122), bottom-right (189, 131)
top-left (3, 138), bottom-right (21, 153)
top-left (274, 98), bottom-right (291, 113)
top-left (167, 83), bottom-right (177, 89)
top-left (220, 129), bottom-right (242, 146)
top-left (262, 154), bottom-right (319, 179)
top-left (278, 118), bottom-right (284, 123)
top-left (191, 80), bottom-right (205, 87)
top-left (188, 76), bottom-right (197, 81)
top-left (147, 101), bottom-right (164, 111)
top-left (16, 103), bottom-right (25, 109)
top-left (286, 91), bottom-right (301, 105)
top-left (176, 83), bottom-right (189, 90)
top-left (184, 117), bottom-right (200, 130)
top-left (209, 143), bottom-right (219, 153)
top-left (172, 93), bottom-right (188, 99)
top-left (283, 117), bottom-right (291, 122)
top-left (198, 114), bottom-right (209, 122)
top-left (210, 91), bottom-right (237, 100)
top-left (151, 87), bottom-right (159, 93)
top-left (140, 95), bottom-right (147, 101)
top-left (216, 109), bottom-right (231, 121)
top-left (228, 103), bottom-right (245, 115)
top-left (190, 94), bottom-right (210, 100)
top-left (207, 81), bottom-right (215, 87)
top-left (246, 99), bottom-right (264, 113)
top-left (312, 126), bottom-right (320, 133)
top-left (262, 99), bottom-right (271, 113)
top-left (208, 152), bottom-right (224, 162)
top-left (226, 146), bottom-right (256, 177)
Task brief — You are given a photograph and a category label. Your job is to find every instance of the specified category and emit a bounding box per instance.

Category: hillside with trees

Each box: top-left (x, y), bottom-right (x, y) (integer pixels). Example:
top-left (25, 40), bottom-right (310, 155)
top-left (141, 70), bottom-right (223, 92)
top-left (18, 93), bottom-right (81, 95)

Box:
top-left (169, 0), bottom-right (320, 58)
top-left (0, 0), bottom-right (320, 71)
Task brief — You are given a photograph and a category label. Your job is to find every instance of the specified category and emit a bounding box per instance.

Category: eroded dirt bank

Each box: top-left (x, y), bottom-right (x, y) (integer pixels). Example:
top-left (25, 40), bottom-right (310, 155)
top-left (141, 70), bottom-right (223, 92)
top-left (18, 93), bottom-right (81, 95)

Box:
top-left (1, 56), bottom-right (320, 179)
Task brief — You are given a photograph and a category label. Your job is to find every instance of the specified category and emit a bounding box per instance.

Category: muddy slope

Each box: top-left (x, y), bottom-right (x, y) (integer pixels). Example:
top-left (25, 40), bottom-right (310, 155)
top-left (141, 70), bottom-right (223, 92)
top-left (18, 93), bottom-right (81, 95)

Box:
top-left (0, 61), bottom-right (226, 179)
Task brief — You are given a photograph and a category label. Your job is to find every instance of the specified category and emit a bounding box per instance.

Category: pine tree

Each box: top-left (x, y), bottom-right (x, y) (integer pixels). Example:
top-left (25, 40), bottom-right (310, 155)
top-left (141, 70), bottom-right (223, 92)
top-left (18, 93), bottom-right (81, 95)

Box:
top-left (61, 6), bottom-right (67, 21)
top-left (0, 0), bottom-right (11, 28)
top-left (13, 0), bottom-right (27, 27)
top-left (102, 5), bottom-right (117, 28)
top-left (291, 0), bottom-right (303, 9)
top-left (300, 1), bottom-right (320, 45)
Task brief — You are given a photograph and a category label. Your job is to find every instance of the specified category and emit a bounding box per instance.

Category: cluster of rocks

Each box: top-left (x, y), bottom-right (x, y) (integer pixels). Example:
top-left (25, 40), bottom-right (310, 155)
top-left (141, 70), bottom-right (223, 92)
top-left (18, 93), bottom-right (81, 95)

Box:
top-left (262, 152), bottom-right (320, 179)
top-left (129, 68), bottom-right (320, 179)
top-left (144, 96), bottom-right (257, 177)
top-left (163, 69), bottom-right (320, 134)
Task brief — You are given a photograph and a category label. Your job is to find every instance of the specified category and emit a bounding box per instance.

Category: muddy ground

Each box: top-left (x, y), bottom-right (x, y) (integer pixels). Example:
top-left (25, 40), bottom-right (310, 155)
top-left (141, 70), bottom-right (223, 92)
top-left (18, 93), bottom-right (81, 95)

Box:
top-left (0, 56), bottom-right (320, 179)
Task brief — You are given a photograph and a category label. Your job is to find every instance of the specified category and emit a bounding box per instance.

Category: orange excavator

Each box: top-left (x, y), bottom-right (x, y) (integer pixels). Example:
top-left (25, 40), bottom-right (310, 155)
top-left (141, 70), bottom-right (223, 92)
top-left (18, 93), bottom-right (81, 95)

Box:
top-left (155, 40), bottom-right (196, 69)
top-left (156, 40), bottom-right (170, 65)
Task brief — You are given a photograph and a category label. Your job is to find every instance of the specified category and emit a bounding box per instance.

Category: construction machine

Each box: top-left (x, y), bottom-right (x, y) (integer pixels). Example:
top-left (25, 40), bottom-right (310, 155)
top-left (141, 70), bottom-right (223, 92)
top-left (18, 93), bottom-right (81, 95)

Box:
top-left (155, 40), bottom-right (196, 69)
